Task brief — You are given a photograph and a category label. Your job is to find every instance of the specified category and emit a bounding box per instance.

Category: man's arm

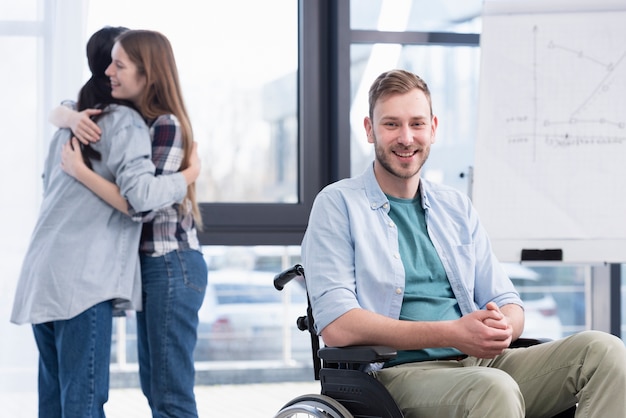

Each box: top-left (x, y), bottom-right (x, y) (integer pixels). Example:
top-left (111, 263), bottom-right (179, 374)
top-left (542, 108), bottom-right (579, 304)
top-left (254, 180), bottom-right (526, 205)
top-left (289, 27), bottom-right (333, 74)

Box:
top-left (499, 303), bottom-right (525, 341)
top-left (321, 303), bottom-right (515, 359)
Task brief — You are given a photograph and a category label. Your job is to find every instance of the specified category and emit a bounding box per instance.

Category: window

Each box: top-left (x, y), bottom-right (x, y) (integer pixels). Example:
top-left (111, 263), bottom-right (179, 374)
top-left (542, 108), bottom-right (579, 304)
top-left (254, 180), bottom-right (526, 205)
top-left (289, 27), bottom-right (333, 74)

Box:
top-left (195, 245), bottom-right (308, 362)
top-left (85, 0), bottom-right (298, 204)
top-left (0, 1), bottom-right (48, 400)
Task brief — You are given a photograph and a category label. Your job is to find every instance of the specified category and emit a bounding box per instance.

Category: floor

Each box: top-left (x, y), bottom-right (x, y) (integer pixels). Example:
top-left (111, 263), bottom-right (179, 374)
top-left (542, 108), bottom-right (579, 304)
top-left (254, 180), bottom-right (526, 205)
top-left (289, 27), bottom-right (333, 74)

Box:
top-left (108, 381), bottom-right (322, 417)
top-left (1, 381), bottom-right (322, 418)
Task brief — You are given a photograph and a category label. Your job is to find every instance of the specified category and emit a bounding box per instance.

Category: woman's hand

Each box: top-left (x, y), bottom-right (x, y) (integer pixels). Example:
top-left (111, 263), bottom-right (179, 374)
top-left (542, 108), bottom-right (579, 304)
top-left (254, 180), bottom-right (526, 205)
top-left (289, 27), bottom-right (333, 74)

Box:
top-left (61, 137), bottom-right (90, 180)
top-left (69, 109), bottom-right (102, 144)
top-left (61, 137), bottom-right (130, 214)
top-left (182, 141), bottom-right (201, 185)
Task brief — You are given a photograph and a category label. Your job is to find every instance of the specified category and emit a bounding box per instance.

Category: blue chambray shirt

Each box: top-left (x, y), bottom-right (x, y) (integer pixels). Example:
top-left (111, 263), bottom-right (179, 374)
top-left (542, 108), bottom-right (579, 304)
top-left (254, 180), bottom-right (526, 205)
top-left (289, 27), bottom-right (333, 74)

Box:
top-left (301, 163), bottom-right (523, 336)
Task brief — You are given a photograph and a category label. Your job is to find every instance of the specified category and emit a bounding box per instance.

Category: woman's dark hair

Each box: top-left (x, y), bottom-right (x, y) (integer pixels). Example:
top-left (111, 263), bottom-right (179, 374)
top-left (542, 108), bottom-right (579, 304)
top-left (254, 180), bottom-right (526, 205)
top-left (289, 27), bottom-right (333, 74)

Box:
top-left (75, 26), bottom-right (131, 167)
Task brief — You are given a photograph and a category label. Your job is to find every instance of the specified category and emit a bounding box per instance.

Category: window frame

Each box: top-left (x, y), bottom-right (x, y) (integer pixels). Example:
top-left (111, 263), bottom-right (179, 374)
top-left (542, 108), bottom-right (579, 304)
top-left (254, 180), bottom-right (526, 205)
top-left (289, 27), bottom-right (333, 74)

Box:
top-left (197, 1), bottom-right (480, 246)
top-left (198, 0), bottom-right (332, 245)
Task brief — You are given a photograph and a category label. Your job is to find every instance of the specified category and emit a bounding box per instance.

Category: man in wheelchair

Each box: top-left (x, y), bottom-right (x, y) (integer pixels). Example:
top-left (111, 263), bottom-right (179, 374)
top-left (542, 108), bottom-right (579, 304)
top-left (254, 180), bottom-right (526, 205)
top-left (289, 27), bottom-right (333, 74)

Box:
top-left (300, 69), bottom-right (626, 417)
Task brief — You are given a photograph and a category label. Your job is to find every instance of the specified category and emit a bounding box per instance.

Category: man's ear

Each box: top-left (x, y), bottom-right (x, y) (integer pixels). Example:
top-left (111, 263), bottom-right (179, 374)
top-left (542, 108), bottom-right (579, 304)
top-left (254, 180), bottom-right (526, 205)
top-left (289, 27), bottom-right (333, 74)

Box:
top-left (364, 116), bottom-right (374, 144)
top-left (430, 115), bottom-right (439, 144)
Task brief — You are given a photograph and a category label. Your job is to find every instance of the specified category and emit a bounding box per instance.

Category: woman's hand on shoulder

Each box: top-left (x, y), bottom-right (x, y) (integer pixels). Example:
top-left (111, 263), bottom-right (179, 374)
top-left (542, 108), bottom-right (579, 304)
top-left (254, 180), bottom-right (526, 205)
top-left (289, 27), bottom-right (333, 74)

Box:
top-left (70, 109), bottom-right (102, 144)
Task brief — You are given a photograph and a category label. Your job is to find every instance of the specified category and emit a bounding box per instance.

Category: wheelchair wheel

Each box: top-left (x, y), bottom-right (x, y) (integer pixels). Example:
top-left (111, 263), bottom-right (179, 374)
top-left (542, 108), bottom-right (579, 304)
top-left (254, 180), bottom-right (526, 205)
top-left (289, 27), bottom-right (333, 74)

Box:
top-left (274, 394), bottom-right (354, 418)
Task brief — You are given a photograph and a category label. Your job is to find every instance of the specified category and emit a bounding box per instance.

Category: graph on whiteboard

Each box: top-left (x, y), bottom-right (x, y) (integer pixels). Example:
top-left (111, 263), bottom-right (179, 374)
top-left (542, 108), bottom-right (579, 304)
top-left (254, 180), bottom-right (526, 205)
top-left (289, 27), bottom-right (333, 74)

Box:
top-left (473, 9), bottom-right (626, 260)
top-left (504, 22), bottom-right (626, 162)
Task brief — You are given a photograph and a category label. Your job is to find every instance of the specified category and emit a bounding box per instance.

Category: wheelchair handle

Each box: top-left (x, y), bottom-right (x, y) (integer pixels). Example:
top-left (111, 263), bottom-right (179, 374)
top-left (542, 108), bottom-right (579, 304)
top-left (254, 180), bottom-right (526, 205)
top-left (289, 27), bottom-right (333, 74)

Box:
top-left (273, 264), bottom-right (305, 290)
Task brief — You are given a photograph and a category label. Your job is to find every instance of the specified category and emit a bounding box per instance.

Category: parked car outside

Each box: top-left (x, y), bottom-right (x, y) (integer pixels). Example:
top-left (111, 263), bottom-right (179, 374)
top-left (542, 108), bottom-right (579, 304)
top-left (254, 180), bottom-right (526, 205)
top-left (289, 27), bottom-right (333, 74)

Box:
top-left (195, 247), bottom-right (310, 362)
top-left (502, 263), bottom-right (564, 340)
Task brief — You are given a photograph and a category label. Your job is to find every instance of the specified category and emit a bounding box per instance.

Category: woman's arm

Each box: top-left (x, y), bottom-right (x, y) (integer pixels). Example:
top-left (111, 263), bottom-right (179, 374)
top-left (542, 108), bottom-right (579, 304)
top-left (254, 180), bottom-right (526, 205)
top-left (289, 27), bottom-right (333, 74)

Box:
top-left (182, 141), bottom-right (200, 185)
top-left (61, 137), bottom-right (201, 215)
top-left (50, 105), bottom-right (102, 144)
top-left (62, 138), bottom-right (129, 213)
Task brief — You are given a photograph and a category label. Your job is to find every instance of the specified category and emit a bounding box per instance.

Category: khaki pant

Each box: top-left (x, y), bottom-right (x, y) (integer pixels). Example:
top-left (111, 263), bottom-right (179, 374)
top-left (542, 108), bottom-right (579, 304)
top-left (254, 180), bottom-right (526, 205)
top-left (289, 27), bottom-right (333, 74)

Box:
top-left (372, 330), bottom-right (626, 417)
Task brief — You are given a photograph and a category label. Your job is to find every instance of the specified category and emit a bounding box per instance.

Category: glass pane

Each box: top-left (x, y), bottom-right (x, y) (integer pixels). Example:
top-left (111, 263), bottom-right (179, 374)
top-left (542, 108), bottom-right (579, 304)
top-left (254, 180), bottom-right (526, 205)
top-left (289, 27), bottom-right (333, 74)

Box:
top-left (350, 0), bottom-right (482, 33)
top-left (0, 0), bottom-right (39, 20)
top-left (86, 0), bottom-right (298, 203)
top-left (111, 246), bottom-right (310, 365)
top-left (196, 245), bottom-right (309, 363)
top-left (350, 43), bottom-right (480, 193)
top-left (505, 264), bottom-right (588, 340)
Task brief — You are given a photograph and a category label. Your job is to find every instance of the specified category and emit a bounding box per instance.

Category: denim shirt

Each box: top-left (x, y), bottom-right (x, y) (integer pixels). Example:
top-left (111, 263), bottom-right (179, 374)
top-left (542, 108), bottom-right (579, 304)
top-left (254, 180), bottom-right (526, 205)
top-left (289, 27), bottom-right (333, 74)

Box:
top-left (11, 104), bottom-right (187, 325)
top-left (301, 163), bottom-right (522, 335)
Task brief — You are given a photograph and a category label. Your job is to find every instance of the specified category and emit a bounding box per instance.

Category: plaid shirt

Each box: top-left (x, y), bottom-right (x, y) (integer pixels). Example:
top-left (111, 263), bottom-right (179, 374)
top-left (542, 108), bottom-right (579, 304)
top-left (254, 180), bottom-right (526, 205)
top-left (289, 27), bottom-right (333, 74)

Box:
top-left (137, 114), bottom-right (200, 256)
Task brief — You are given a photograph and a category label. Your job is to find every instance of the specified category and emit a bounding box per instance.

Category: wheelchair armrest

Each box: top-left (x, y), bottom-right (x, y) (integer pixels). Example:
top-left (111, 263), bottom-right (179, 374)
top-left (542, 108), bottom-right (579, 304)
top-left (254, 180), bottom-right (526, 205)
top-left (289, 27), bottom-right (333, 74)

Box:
top-left (318, 345), bottom-right (397, 363)
top-left (318, 339), bottom-right (549, 364)
top-left (510, 337), bottom-right (552, 348)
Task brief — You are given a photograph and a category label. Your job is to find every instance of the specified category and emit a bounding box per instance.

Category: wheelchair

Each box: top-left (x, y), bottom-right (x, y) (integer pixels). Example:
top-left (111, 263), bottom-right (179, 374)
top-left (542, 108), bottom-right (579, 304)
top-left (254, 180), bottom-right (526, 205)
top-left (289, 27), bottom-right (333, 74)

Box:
top-left (272, 264), bottom-right (577, 418)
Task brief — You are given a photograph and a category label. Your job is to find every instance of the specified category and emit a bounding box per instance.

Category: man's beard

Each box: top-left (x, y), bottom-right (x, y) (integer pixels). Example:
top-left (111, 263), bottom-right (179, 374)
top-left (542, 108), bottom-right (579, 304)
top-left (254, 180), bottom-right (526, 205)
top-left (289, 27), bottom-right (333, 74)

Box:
top-left (373, 137), bottom-right (430, 180)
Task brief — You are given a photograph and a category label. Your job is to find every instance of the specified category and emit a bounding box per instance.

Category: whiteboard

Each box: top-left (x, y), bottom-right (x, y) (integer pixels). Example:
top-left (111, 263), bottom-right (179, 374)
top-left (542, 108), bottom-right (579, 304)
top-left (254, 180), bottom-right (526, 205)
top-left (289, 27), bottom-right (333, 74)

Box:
top-left (473, 1), bottom-right (626, 263)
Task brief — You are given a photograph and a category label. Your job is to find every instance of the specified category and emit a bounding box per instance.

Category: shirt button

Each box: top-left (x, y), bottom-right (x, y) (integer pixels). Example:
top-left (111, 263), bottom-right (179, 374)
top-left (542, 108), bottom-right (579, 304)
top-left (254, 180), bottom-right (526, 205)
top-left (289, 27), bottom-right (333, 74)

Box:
top-left (393, 253), bottom-right (400, 259)
top-left (395, 288), bottom-right (402, 294)
top-left (371, 203), bottom-right (376, 209)
top-left (388, 221), bottom-right (395, 228)
top-left (383, 203), bottom-right (388, 209)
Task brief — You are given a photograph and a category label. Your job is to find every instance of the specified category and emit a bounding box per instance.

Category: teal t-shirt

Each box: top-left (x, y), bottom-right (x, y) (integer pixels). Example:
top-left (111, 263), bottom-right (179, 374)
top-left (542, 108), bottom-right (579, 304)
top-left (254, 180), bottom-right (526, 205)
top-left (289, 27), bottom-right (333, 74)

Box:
top-left (385, 194), bottom-right (464, 366)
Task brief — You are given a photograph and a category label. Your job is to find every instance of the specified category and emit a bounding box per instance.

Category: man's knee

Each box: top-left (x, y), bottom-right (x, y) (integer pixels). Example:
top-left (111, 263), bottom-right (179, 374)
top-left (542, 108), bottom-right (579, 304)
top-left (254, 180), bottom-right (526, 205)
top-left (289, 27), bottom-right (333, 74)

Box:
top-left (389, 368), bottom-right (525, 418)
top-left (585, 330), bottom-right (626, 370)
top-left (571, 330), bottom-right (626, 359)
top-left (468, 368), bottom-right (524, 414)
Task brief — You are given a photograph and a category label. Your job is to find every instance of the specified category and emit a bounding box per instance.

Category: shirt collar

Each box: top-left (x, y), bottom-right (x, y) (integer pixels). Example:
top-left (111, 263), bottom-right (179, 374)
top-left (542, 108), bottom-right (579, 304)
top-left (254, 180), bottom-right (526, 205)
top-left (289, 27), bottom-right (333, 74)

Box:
top-left (362, 162), bottom-right (431, 211)
top-left (363, 163), bottom-right (389, 211)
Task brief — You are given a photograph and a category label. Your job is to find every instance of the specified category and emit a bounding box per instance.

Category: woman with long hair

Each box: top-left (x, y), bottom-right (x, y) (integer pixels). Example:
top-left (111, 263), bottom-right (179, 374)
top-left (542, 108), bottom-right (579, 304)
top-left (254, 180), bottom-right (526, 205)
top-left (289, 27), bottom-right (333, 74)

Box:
top-left (60, 30), bottom-right (207, 418)
top-left (12, 26), bottom-right (198, 417)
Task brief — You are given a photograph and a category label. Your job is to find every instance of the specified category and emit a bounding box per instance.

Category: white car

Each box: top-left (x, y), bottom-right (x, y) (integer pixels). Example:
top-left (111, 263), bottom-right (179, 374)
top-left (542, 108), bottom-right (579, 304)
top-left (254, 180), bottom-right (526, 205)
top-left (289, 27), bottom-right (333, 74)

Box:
top-left (502, 263), bottom-right (564, 341)
top-left (196, 267), bottom-right (310, 362)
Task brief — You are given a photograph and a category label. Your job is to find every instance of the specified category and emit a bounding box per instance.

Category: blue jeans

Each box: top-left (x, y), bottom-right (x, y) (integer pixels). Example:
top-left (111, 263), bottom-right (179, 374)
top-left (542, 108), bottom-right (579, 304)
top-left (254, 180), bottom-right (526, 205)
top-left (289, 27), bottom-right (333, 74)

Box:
top-left (137, 249), bottom-right (208, 418)
top-left (32, 300), bottom-right (113, 418)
